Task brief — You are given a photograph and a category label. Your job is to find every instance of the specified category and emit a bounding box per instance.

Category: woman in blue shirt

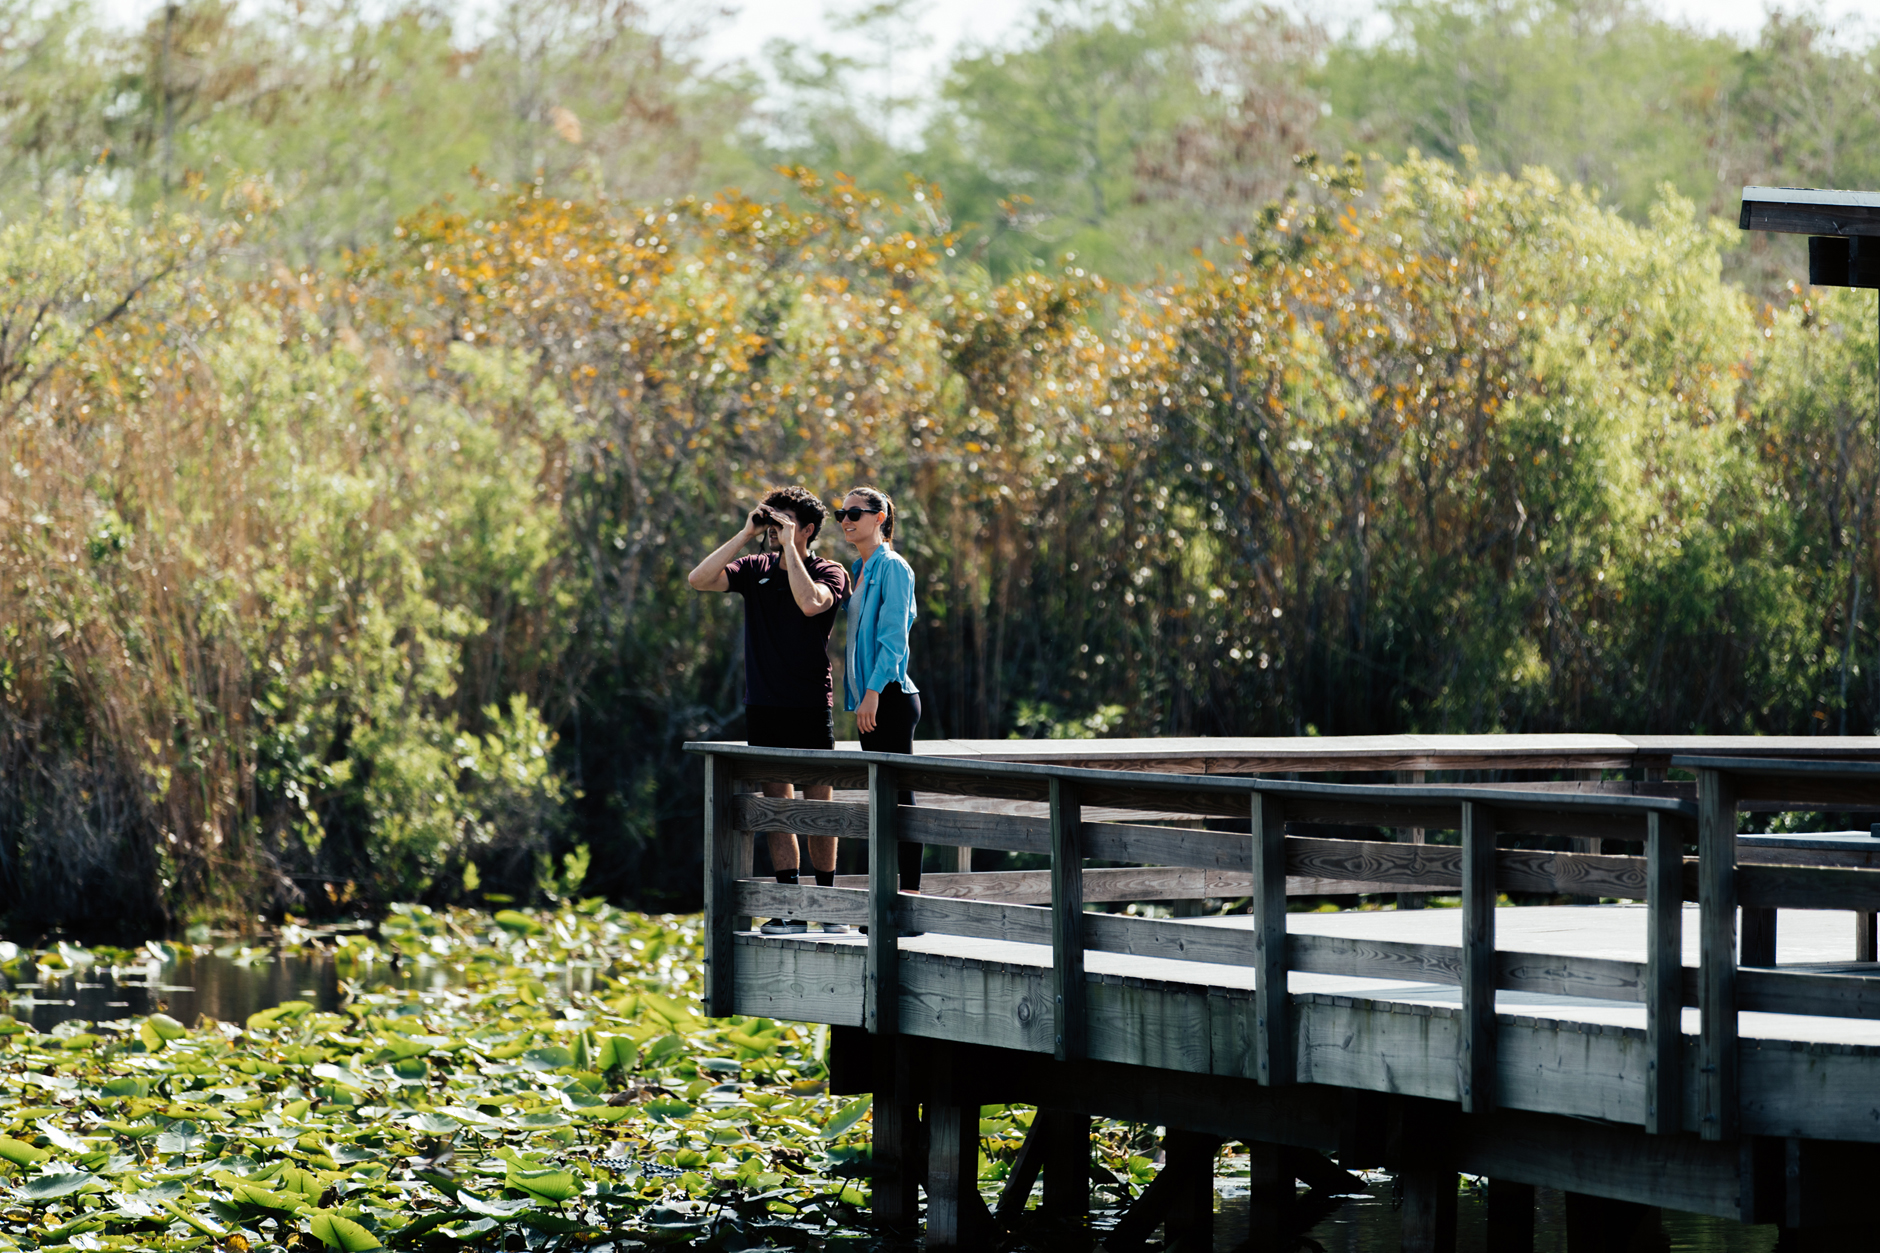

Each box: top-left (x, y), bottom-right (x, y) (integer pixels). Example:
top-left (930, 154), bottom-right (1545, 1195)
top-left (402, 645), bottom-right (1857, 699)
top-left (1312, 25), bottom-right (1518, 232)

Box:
top-left (836, 485), bottom-right (923, 892)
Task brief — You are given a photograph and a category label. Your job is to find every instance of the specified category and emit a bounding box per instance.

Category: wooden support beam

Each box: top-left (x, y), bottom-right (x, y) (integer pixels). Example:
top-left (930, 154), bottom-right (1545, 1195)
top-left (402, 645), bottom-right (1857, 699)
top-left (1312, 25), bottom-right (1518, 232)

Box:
top-left (702, 753), bottom-right (738, 1017)
top-left (1485, 1179), bottom-right (1535, 1253)
top-left (865, 762), bottom-right (899, 1036)
top-left (925, 1044), bottom-right (993, 1249)
top-left (1860, 911), bottom-right (1879, 963)
top-left (870, 1035), bottom-right (922, 1232)
top-left (1253, 791), bottom-right (1290, 1086)
top-left (1645, 812), bottom-right (1683, 1136)
top-left (1742, 906), bottom-right (1778, 967)
top-left (1399, 1166), bottom-right (1459, 1253)
top-left (1460, 801), bottom-right (1496, 1113)
top-left (1398, 768), bottom-right (1428, 911)
top-left (1738, 1135), bottom-right (1784, 1225)
top-left (1103, 1129), bottom-right (1221, 1252)
top-left (1040, 1109), bottom-right (1091, 1225)
top-left (1698, 768), bottom-right (1738, 1141)
top-left (1051, 778), bottom-right (1086, 1062)
top-left (994, 1109), bottom-right (1053, 1224)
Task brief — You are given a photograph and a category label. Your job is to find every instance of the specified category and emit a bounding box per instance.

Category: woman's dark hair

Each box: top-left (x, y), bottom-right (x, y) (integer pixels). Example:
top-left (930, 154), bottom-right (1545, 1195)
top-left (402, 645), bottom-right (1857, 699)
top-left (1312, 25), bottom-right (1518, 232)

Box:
top-left (762, 485), bottom-right (828, 544)
top-left (845, 485), bottom-right (895, 541)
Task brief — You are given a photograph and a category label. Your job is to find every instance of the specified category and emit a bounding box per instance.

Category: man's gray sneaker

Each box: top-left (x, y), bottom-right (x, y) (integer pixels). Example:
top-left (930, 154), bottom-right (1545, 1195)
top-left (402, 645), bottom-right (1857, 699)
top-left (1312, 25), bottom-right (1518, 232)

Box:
top-left (816, 921), bottom-right (854, 934)
top-left (759, 918), bottom-right (808, 935)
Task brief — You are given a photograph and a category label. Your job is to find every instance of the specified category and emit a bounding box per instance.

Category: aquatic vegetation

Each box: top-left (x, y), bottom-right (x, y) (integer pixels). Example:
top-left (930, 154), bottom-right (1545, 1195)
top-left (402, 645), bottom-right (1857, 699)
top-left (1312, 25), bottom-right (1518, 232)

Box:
top-left (0, 904), bottom-right (892, 1251)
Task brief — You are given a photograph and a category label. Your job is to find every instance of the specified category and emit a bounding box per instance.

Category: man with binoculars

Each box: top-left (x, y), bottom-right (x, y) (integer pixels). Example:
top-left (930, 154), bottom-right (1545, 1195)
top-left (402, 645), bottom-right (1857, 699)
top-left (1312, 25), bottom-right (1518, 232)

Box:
top-left (687, 487), bottom-right (851, 934)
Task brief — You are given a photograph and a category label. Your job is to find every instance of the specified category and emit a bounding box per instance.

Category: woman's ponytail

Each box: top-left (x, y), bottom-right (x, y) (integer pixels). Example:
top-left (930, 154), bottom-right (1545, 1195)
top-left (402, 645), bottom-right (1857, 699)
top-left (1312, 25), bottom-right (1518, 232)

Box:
top-left (847, 485), bottom-right (895, 541)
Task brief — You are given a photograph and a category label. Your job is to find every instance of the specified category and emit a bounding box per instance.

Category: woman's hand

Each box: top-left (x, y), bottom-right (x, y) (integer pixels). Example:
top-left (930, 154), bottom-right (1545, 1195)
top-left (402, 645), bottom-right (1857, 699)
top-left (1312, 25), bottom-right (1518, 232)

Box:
top-left (857, 689), bottom-right (881, 734)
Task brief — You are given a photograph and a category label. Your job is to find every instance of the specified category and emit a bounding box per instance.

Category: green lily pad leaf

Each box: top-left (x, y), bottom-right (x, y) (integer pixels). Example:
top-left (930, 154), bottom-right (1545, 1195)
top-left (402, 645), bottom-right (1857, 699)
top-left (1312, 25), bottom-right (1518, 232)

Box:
top-left (99, 1076), bottom-right (149, 1099)
top-left (156, 1121), bottom-right (205, 1155)
top-left (821, 1094), bottom-right (873, 1140)
top-left (146, 1013), bottom-right (186, 1041)
top-left (492, 910), bottom-right (542, 936)
top-left (457, 1191), bottom-right (533, 1219)
top-left (18, 1170), bottom-right (97, 1201)
top-left (697, 1057), bottom-right (741, 1074)
top-left (0, 1136), bottom-right (51, 1167)
top-left (520, 1046), bottom-right (573, 1072)
top-left (506, 1164), bottom-right (579, 1203)
top-left (643, 1098), bottom-right (693, 1119)
top-left (306, 1209), bottom-right (383, 1250)
top-left (405, 1112), bottom-right (462, 1136)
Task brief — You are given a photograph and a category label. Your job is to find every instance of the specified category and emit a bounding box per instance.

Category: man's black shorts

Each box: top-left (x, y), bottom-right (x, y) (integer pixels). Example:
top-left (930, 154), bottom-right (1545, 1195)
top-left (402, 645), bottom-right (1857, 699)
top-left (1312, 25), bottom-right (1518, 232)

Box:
top-left (745, 704), bottom-right (835, 750)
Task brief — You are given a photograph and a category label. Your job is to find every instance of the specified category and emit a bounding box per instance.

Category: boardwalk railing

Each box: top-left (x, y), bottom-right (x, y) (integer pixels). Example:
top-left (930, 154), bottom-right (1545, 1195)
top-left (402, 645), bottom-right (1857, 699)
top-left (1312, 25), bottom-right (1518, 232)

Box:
top-left (689, 742), bottom-right (1880, 1141)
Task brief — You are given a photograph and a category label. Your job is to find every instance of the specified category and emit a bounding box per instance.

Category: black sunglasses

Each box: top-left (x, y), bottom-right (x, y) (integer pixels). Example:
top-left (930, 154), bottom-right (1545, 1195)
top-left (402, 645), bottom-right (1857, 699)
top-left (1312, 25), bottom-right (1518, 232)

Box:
top-left (830, 506), bottom-right (882, 523)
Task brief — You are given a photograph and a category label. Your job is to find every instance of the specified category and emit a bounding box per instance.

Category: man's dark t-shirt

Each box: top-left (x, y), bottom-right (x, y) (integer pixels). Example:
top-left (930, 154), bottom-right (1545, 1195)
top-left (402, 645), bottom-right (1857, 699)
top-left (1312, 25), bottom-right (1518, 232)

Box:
top-left (724, 552), bottom-right (850, 708)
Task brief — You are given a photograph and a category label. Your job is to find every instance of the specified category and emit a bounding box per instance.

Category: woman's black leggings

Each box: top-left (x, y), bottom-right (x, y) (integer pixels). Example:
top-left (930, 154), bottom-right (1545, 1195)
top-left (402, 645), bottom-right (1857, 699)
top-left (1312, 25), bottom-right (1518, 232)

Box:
top-left (859, 682), bottom-right (923, 890)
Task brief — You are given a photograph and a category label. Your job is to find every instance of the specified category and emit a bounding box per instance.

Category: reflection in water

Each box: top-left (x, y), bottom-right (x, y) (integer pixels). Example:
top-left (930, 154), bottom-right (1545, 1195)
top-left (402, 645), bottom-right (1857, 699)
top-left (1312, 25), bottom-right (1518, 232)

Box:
top-left (1217, 1178), bottom-right (1782, 1253)
top-left (0, 952), bottom-right (1794, 1253)
top-left (3, 947), bottom-right (443, 1033)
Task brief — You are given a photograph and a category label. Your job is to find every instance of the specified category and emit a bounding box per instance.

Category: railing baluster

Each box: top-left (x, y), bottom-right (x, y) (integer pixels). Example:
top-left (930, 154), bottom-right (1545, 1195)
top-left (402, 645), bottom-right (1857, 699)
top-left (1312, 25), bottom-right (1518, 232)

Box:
top-left (703, 752), bottom-right (738, 1017)
top-left (1645, 811), bottom-right (1684, 1135)
top-left (866, 762), bottom-right (900, 1036)
top-left (1051, 777), bottom-right (1086, 1062)
top-left (1252, 792), bottom-right (1289, 1086)
top-left (1698, 767), bottom-right (1738, 1141)
top-left (1459, 800), bottom-right (1496, 1112)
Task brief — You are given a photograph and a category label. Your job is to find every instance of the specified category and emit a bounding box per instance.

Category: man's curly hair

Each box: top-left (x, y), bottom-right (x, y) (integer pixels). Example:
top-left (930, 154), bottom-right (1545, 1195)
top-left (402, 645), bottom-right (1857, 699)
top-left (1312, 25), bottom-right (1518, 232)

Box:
top-left (762, 485), bottom-right (829, 545)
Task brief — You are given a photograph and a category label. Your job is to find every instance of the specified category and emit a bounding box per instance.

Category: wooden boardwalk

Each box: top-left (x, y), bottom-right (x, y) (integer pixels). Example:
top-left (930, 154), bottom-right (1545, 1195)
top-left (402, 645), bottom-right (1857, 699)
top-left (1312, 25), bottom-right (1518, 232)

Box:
top-left (687, 739), bottom-right (1880, 1249)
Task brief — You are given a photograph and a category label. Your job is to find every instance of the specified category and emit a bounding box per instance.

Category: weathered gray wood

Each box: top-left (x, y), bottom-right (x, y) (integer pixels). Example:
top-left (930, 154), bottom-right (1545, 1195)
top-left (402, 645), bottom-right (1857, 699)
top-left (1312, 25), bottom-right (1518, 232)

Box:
top-left (1741, 907), bottom-right (1777, 965)
top-left (951, 845), bottom-right (972, 873)
top-left (1082, 819), bottom-right (1251, 870)
top-left (1861, 911), bottom-right (1879, 963)
top-left (1104, 1128), bottom-right (1221, 1251)
top-left (1253, 792), bottom-right (1290, 1086)
top-left (736, 881), bottom-right (870, 926)
top-left (900, 892), bottom-right (1051, 944)
top-left (994, 1109), bottom-right (1052, 1222)
top-left (834, 864), bottom-right (1453, 903)
top-left (730, 794), bottom-right (868, 838)
top-left (1737, 966), bottom-right (1880, 1018)
top-left (1398, 767), bottom-right (1428, 911)
top-left (1456, 1106), bottom-right (1739, 1219)
top-left (1286, 836), bottom-right (1657, 900)
top-left (730, 937), bottom-right (865, 1025)
top-left (1698, 768), bottom-right (1738, 1142)
top-left (901, 805), bottom-right (1049, 854)
top-left (703, 753), bottom-right (739, 1017)
top-left (1051, 777), bottom-right (1086, 1062)
top-left (1461, 801), bottom-right (1497, 1113)
top-left (1400, 1165), bottom-right (1459, 1253)
top-left (1040, 1109), bottom-right (1090, 1224)
top-left (1646, 812), bottom-right (1682, 1136)
top-left (872, 1034), bottom-right (921, 1232)
top-left (1739, 864), bottom-right (1880, 912)
top-left (925, 1045), bottom-right (992, 1249)
top-left (866, 762), bottom-right (899, 1036)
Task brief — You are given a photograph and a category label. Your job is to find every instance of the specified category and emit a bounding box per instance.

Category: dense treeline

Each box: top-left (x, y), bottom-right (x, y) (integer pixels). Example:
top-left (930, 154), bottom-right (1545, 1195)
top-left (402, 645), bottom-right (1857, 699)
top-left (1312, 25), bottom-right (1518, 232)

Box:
top-left (3, 0), bottom-right (1879, 931)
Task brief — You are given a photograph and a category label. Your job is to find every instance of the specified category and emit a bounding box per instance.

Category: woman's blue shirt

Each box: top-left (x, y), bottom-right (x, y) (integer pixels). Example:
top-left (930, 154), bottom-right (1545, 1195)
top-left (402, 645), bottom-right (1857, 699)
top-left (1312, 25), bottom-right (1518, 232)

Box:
top-left (843, 546), bottom-right (919, 711)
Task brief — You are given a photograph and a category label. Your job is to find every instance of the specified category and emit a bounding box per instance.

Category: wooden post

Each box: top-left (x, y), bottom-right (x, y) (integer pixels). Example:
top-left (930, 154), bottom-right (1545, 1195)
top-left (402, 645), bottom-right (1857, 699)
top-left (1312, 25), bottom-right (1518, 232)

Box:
top-left (926, 1043), bottom-right (992, 1249)
top-left (702, 752), bottom-right (737, 1018)
top-left (1397, 768), bottom-right (1427, 911)
top-left (1698, 767), bottom-right (1738, 1141)
top-left (1105, 1129), bottom-right (1221, 1252)
top-left (994, 1110), bottom-right (1052, 1223)
top-left (866, 762), bottom-right (900, 1037)
top-left (1645, 812), bottom-right (1684, 1136)
top-left (1459, 800), bottom-right (1496, 1114)
top-left (1858, 910), bottom-right (1878, 963)
top-left (1399, 1167), bottom-right (1458, 1253)
top-left (1039, 1109), bottom-right (1090, 1225)
top-left (1741, 906), bottom-right (1777, 967)
top-left (1484, 1179), bottom-right (1535, 1253)
top-left (870, 1035), bottom-right (922, 1232)
top-left (1253, 790), bottom-right (1291, 1086)
top-left (952, 845), bottom-right (973, 873)
top-left (1244, 1140), bottom-right (1291, 1250)
top-left (1050, 777), bottom-right (1085, 1062)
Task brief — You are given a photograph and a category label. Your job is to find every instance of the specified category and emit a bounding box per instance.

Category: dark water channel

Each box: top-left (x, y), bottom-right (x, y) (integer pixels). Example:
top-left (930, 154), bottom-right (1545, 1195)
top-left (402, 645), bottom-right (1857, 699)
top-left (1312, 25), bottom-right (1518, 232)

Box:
top-left (3, 949), bottom-right (1786, 1252)
top-left (1219, 1179), bottom-right (1780, 1253)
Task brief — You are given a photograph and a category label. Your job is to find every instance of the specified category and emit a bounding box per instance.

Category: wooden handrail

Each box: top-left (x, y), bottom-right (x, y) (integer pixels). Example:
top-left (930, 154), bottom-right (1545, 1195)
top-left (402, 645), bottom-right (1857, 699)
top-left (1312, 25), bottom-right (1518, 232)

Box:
top-left (698, 743), bottom-right (1880, 1147)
